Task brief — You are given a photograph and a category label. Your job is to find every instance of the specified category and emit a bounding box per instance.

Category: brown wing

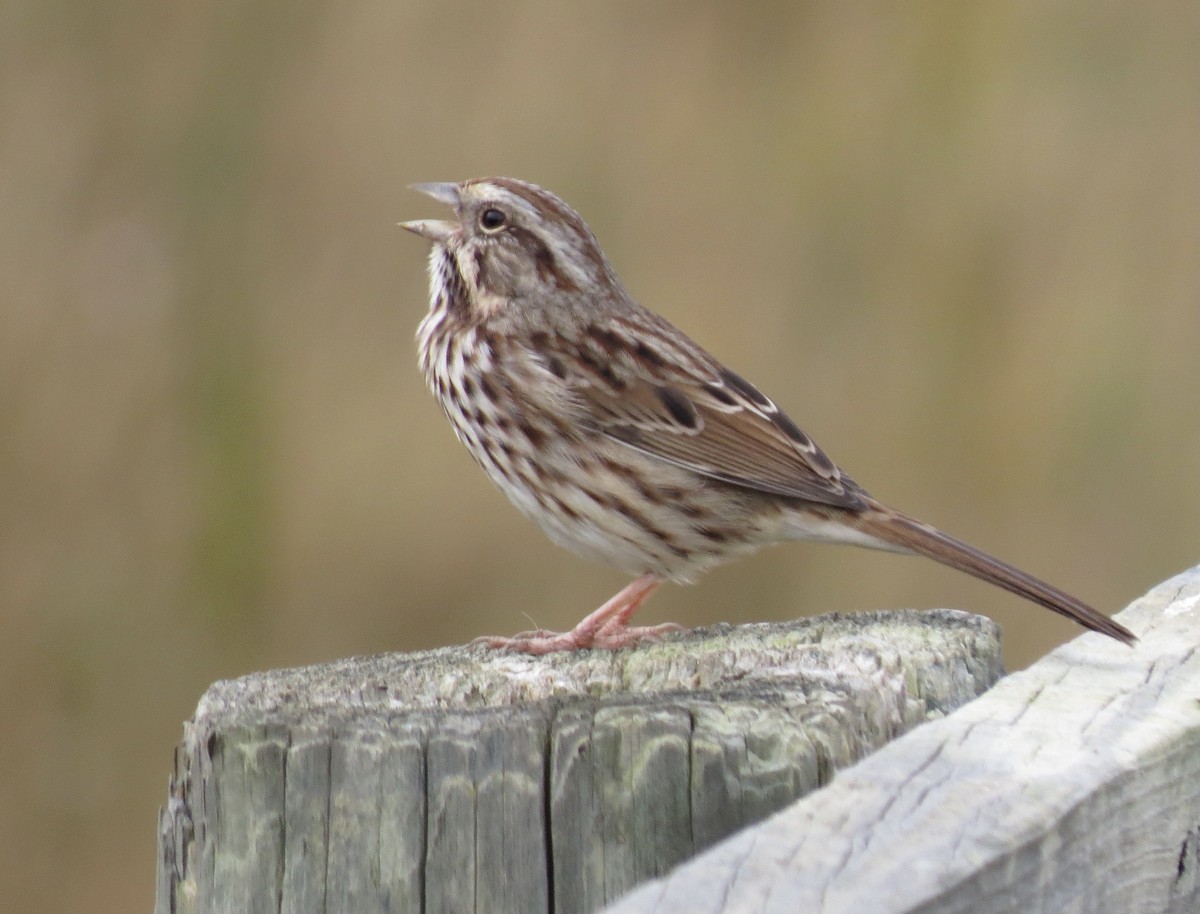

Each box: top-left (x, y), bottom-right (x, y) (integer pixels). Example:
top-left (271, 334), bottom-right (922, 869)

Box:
top-left (530, 320), bottom-right (868, 509)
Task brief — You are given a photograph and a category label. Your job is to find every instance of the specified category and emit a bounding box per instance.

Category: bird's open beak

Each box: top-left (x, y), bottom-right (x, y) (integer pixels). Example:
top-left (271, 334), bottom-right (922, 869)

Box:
top-left (400, 218), bottom-right (456, 242)
top-left (399, 182), bottom-right (462, 243)
top-left (409, 182), bottom-right (461, 206)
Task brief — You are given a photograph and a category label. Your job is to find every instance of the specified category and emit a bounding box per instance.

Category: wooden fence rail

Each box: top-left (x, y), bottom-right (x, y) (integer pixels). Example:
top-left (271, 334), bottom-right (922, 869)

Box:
top-left (605, 564), bottom-right (1200, 914)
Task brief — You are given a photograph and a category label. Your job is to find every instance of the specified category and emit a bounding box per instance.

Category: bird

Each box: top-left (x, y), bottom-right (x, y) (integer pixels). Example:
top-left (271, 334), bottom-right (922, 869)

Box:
top-left (401, 177), bottom-right (1135, 653)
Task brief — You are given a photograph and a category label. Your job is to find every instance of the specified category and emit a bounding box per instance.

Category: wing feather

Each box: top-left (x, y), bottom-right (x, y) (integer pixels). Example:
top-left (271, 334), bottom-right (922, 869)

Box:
top-left (537, 320), bottom-right (868, 509)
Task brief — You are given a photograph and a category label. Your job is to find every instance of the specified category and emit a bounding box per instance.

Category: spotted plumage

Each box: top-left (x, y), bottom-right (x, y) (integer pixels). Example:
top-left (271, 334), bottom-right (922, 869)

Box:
top-left (404, 177), bottom-right (1134, 652)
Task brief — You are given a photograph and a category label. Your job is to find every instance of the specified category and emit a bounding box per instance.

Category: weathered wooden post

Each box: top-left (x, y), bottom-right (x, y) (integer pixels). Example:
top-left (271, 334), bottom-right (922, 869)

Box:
top-left (156, 609), bottom-right (1003, 914)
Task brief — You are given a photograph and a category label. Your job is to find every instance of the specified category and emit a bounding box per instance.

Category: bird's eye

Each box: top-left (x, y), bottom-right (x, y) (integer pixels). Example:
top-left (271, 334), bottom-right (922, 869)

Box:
top-left (479, 208), bottom-right (507, 232)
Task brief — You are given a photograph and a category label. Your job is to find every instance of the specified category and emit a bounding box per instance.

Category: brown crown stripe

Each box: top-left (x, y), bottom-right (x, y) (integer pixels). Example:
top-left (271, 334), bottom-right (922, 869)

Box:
top-left (486, 177), bottom-right (581, 228)
top-left (484, 177), bottom-right (607, 276)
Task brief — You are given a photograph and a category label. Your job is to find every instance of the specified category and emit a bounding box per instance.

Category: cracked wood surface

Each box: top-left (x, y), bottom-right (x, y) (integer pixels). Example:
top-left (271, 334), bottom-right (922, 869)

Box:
top-left (155, 609), bottom-right (1001, 914)
top-left (604, 565), bottom-right (1200, 914)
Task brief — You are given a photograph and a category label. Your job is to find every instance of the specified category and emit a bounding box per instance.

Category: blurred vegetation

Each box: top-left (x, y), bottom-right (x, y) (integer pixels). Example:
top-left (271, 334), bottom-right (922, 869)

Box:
top-left (2, 3), bottom-right (1198, 911)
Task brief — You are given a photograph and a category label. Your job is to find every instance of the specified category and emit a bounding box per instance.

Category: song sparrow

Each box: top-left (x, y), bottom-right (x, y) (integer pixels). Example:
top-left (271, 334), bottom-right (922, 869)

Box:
top-left (402, 177), bottom-right (1134, 653)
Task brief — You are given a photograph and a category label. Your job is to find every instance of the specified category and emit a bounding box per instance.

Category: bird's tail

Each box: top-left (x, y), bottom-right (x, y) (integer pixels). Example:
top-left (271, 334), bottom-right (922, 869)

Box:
top-left (853, 508), bottom-right (1135, 645)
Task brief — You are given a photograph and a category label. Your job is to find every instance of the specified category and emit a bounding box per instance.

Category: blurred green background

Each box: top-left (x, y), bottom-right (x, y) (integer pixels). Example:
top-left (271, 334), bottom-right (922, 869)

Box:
top-left (3, 3), bottom-right (1198, 910)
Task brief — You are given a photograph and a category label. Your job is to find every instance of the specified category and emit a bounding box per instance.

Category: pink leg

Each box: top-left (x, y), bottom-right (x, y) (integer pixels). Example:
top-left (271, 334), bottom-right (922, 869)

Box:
top-left (473, 573), bottom-right (683, 654)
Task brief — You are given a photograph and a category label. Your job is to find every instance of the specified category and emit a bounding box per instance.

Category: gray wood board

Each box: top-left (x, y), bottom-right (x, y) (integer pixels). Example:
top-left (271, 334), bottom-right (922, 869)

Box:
top-left (604, 565), bottom-right (1200, 914)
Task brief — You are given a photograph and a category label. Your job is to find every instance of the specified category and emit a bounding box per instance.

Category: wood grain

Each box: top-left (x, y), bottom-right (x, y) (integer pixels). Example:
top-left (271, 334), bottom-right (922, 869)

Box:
top-left (605, 565), bottom-right (1200, 914)
top-left (156, 609), bottom-right (1001, 914)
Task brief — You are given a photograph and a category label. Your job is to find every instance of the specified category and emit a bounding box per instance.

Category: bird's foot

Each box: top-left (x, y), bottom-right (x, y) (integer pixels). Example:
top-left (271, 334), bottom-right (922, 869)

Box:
top-left (472, 573), bottom-right (682, 654)
top-left (472, 620), bottom-right (684, 654)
